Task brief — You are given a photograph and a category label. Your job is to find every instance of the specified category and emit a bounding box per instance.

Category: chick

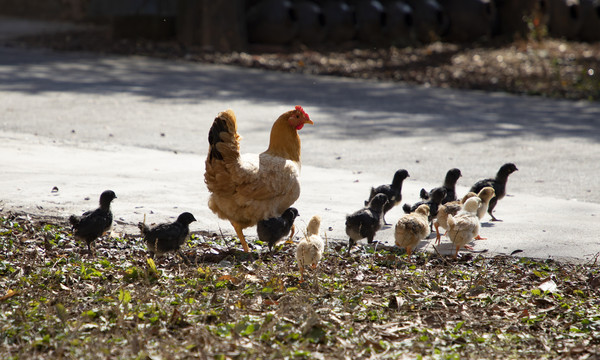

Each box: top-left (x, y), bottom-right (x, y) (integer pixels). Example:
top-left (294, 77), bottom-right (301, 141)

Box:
top-left (432, 201), bottom-right (463, 244)
top-left (461, 191), bottom-right (477, 203)
top-left (394, 204), bottom-right (430, 258)
top-left (69, 190), bottom-right (117, 254)
top-left (138, 212), bottom-right (197, 261)
top-left (470, 163), bottom-right (518, 221)
top-left (257, 207), bottom-right (300, 251)
top-left (365, 169), bottom-right (410, 225)
top-left (435, 187), bottom-right (493, 243)
top-left (475, 186), bottom-right (496, 221)
top-left (447, 197), bottom-right (482, 259)
top-left (296, 215), bottom-right (325, 282)
top-left (403, 187), bottom-right (447, 224)
top-left (420, 168), bottom-right (462, 204)
top-left (346, 193), bottom-right (388, 249)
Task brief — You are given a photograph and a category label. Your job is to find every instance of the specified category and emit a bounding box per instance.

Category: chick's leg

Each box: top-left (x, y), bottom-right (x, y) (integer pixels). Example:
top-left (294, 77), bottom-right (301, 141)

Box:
top-left (231, 222), bottom-right (250, 252)
top-left (434, 222), bottom-right (441, 244)
top-left (286, 224), bottom-right (296, 244)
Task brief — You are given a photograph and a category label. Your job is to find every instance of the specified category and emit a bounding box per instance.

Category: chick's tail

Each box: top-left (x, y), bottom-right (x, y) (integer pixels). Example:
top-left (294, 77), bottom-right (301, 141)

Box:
top-left (68, 215), bottom-right (80, 228)
top-left (138, 222), bottom-right (150, 236)
top-left (402, 203), bottom-right (412, 214)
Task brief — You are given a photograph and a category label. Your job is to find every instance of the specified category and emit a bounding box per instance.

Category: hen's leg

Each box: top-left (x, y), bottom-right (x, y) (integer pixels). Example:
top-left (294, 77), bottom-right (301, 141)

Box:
top-left (231, 222), bottom-right (250, 252)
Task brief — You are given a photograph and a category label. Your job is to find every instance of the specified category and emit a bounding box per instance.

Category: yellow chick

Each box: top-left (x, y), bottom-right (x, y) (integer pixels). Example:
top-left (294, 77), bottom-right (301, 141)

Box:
top-left (447, 197), bottom-right (482, 259)
top-left (461, 192), bottom-right (477, 203)
top-left (476, 186), bottom-right (496, 221)
top-left (433, 201), bottom-right (462, 244)
top-left (296, 215), bottom-right (325, 282)
top-left (394, 204), bottom-right (430, 258)
top-left (435, 187), bottom-right (494, 243)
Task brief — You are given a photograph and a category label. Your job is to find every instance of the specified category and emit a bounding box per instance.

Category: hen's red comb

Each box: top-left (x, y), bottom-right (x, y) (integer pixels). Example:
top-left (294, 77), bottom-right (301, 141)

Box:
top-left (295, 105), bottom-right (310, 121)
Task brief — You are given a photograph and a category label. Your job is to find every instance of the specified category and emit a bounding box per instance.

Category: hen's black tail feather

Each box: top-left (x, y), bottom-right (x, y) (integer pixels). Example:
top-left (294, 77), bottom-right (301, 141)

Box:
top-left (208, 116), bottom-right (228, 161)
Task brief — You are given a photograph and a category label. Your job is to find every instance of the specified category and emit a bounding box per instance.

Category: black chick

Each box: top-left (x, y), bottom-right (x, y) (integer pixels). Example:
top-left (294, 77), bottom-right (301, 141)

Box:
top-left (470, 163), bottom-right (518, 221)
top-left (365, 169), bottom-right (410, 225)
top-left (138, 212), bottom-right (197, 260)
top-left (69, 190), bottom-right (117, 254)
top-left (403, 187), bottom-right (447, 223)
top-left (346, 193), bottom-right (388, 249)
top-left (257, 207), bottom-right (300, 251)
top-left (420, 168), bottom-right (462, 204)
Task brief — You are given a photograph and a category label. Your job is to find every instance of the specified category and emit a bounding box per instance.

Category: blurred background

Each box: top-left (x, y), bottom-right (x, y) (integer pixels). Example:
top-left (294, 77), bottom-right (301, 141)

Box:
top-left (0, 0), bottom-right (599, 100)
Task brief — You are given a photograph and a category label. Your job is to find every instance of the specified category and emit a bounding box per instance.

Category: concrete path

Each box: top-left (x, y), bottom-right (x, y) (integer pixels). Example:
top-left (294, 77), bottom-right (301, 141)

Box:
top-left (1, 31), bottom-right (600, 262)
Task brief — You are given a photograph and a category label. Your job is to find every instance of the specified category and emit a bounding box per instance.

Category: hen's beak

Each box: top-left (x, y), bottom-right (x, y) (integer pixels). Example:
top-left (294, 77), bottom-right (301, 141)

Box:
top-left (304, 118), bottom-right (314, 125)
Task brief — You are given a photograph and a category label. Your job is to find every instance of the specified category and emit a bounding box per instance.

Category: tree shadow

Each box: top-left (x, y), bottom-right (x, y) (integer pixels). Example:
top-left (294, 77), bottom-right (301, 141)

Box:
top-left (2, 46), bottom-right (599, 143)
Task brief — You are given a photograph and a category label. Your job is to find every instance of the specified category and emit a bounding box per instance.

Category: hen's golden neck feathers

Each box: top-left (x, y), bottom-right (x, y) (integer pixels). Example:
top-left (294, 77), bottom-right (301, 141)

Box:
top-left (265, 110), bottom-right (305, 162)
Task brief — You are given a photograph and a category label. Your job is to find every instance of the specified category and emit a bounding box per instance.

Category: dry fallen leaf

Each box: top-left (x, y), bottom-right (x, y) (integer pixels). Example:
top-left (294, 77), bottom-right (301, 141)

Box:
top-left (0, 289), bottom-right (17, 301)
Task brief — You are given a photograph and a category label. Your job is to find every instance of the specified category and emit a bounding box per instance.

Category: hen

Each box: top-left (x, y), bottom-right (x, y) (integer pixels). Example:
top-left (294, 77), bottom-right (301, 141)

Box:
top-left (420, 168), bottom-right (462, 204)
top-left (296, 215), bottom-right (325, 282)
top-left (257, 207), bottom-right (299, 251)
top-left (469, 163), bottom-right (518, 221)
top-left (138, 212), bottom-right (197, 261)
top-left (69, 190), bottom-right (117, 254)
top-left (447, 197), bottom-right (482, 259)
top-left (346, 193), bottom-right (388, 249)
top-left (394, 204), bottom-right (430, 258)
top-left (365, 169), bottom-right (410, 225)
top-left (204, 106), bottom-right (313, 252)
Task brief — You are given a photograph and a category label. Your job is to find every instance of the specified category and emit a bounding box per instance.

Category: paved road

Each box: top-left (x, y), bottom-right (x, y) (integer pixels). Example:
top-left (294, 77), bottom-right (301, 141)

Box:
top-left (1, 36), bottom-right (600, 262)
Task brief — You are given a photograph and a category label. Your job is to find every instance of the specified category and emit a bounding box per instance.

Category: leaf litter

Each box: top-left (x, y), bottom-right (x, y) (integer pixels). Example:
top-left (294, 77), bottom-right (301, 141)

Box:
top-left (1, 212), bottom-right (600, 359)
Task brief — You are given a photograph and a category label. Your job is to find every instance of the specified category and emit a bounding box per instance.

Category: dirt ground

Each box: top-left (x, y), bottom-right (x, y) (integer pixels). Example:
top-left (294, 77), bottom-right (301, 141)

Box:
top-left (1, 213), bottom-right (600, 359)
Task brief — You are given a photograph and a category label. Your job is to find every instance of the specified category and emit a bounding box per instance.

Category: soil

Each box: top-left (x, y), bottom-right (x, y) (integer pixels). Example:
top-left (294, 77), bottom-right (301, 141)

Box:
top-left (5, 26), bottom-right (600, 101)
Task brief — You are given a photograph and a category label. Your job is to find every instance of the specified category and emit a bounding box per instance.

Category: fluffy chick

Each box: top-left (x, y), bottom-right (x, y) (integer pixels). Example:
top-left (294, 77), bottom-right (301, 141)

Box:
top-left (346, 193), bottom-right (388, 249)
top-left (433, 201), bottom-right (463, 244)
top-left (366, 169), bottom-right (410, 225)
top-left (475, 186), bottom-right (496, 220)
top-left (403, 187), bottom-right (447, 224)
top-left (447, 197), bottom-right (482, 259)
top-left (434, 188), bottom-right (492, 243)
top-left (296, 215), bottom-right (325, 282)
top-left (420, 168), bottom-right (462, 204)
top-left (395, 204), bottom-right (430, 258)
top-left (138, 212), bottom-right (197, 260)
top-left (470, 163), bottom-right (518, 221)
top-left (257, 207), bottom-right (300, 251)
top-left (69, 190), bottom-right (117, 254)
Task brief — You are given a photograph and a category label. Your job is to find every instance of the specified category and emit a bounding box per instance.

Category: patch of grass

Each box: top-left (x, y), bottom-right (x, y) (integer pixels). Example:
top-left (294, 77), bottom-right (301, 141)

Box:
top-left (1, 213), bottom-right (600, 358)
